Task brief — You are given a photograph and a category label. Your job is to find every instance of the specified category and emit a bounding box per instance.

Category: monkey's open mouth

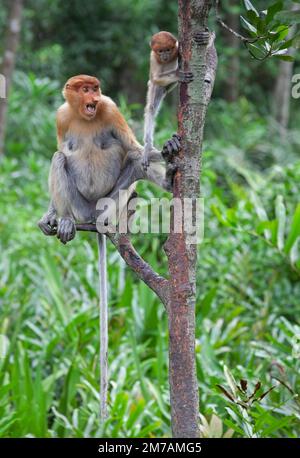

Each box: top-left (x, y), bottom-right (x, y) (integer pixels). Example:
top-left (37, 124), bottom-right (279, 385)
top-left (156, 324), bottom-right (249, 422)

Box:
top-left (85, 103), bottom-right (97, 116)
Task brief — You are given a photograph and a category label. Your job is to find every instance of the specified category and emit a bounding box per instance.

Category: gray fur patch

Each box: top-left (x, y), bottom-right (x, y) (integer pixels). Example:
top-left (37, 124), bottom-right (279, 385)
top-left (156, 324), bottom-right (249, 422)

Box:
top-left (64, 135), bottom-right (82, 151)
top-left (93, 130), bottom-right (120, 149)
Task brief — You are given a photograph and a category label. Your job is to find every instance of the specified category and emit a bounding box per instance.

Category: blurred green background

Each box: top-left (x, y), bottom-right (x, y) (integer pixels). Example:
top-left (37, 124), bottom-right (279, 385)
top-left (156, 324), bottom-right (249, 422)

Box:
top-left (0, 0), bottom-right (300, 438)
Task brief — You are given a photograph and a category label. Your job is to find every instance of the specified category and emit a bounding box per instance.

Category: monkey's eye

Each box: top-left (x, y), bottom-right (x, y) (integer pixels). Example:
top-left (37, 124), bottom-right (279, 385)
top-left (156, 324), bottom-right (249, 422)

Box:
top-left (165, 48), bottom-right (170, 52)
top-left (82, 87), bottom-right (89, 93)
top-left (93, 86), bottom-right (98, 92)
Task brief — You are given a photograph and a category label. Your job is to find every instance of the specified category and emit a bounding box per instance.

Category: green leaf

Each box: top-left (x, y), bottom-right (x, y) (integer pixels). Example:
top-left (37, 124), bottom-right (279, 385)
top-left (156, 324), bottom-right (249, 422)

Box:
top-left (244, 0), bottom-right (259, 16)
top-left (284, 203), bottom-right (300, 254)
top-left (216, 384), bottom-right (235, 402)
top-left (241, 16), bottom-right (258, 34)
top-left (224, 418), bottom-right (244, 436)
top-left (256, 17), bottom-right (267, 34)
top-left (290, 237), bottom-right (300, 265)
top-left (278, 37), bottom-right (295, 50)
top-left (224, 365), bottom-right (238, 398)
top-left (273, 54), bottom-right (295, 61)
top-left (276, 10), bottom-right (300, 24)
top-left (246, 10), bottom-right (259, 24)
top-left (266, 1), bottom-right (283, 24)
top-left (275, 195), bottom-right (286, 251)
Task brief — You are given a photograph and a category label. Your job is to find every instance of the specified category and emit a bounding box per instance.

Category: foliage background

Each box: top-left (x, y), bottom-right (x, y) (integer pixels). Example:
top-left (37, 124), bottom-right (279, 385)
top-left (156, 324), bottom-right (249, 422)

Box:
top-left (0, 0), bottom-right (300, 438)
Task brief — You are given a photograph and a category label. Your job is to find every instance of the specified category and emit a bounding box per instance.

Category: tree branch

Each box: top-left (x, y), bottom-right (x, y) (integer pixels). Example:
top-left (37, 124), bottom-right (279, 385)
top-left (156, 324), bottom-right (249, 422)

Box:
top-left (76, 224), bottom-right (170, 308)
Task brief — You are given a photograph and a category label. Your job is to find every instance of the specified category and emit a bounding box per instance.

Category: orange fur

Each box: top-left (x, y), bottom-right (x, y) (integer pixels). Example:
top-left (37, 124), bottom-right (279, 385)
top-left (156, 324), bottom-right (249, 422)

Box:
top-left (57, 75), bottom-right (140, 152)
top-left (151, 31), bottom-right (178, 64)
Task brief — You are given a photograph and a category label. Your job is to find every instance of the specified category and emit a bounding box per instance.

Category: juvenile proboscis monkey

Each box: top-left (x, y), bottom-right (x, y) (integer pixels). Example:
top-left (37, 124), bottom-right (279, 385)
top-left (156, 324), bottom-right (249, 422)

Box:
top-left (142, 30), bottom-right (210, 170)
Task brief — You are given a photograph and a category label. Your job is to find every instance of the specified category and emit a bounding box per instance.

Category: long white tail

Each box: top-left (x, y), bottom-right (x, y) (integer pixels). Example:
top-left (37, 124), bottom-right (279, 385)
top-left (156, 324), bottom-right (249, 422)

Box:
top-left (97, 233), bottom-right (108, 422)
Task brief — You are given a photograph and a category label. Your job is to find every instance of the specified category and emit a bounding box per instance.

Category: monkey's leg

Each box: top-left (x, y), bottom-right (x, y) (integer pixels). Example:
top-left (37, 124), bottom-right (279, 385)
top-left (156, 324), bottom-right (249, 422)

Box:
top-left (38, 200), bottom-right (58, 236)
top-left (105, 151), bottom-right (143, 201)
top-left (164, 81), bottom-right (178, 97)
top-left (110, 135), bottom-right (181, 192)
top-left (104, 134), bottom-right (181, 205)
top-left (143, 84), bottom-right (166, 171)
top-left (49, 151), bottom-right (94, 244)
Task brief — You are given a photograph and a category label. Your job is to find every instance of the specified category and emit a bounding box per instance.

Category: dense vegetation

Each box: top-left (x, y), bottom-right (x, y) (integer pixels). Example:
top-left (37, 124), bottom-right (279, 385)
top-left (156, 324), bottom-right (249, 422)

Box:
top-left (0, 0), bottom-right (300, 438)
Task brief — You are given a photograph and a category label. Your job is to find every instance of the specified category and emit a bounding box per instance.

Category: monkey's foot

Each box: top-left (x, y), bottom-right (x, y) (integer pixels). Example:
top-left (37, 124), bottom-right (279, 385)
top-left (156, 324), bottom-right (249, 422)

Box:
top-left (162, 134), bottom-right (181, 191)
top-left (162, 134), bottom-right (181, 161)
top-left (165, 163), bottom-right (179, 191)
top-left (141, 156), bottom-right (150, 171)
top-left (193, 30), bottom-right (210, 46)
top-left (38, 213), bottom-right (58, 236)
top-left (142, 145), bottom-right (153, 171)
top-left (178, 70), bottom-right (194, 84)
top-left (57, 217), bottom-right (76, 244)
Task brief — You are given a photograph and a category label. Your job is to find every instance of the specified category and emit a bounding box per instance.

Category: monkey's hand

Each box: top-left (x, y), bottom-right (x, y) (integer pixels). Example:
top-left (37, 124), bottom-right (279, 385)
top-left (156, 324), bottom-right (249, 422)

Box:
top-left (193, 30), bottom-right (210, 46)
top-left (142, 143), bottom-right (152, 171)
top-left (162, 134), bottom-right (181, 161)
top-left (57, 217), bottom-right (76, 245)
top-left (162, 134), bottom-right (181, 191)
top-left (178, 70), bottom-right (194, 84)
top-left (38, 211), bottom-right (58, 236)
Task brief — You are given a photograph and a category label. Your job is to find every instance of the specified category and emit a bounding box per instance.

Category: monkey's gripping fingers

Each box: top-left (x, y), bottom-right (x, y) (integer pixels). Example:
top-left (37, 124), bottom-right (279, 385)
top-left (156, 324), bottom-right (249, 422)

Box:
top-left (193, 30), bottom-right (210, 46)
top-left (165, 163), bottom-right (179, 191)
top-left (57, 217), bottom-right (76, 245)
top-left (178, 70), bottom-right (194, 84)
top-left (38, 212), bottom-right (58, 236)
top-left (162, 134), bottom-right (181, 161)
top-left (162, 134), bottom-right (181, 192)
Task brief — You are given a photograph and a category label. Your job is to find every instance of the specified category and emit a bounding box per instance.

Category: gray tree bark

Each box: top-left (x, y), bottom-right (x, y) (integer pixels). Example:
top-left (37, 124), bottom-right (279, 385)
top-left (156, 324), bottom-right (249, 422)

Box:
top-left (0, 0), bottom-right (23, 155)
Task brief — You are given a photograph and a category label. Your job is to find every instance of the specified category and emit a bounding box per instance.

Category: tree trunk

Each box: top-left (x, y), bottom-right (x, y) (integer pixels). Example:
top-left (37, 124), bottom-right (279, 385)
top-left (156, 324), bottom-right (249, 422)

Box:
top-left (0, 0), bottom-right (23, 155)
top-left (272, 4), bottom-right (297, 135)
top-left (164, 0), bottom-right (215, 438)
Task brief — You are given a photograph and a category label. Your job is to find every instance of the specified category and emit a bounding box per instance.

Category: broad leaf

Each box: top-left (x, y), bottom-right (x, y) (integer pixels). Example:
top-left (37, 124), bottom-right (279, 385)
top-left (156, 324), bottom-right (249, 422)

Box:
top-left (284, 203), bottom-right (300, 253)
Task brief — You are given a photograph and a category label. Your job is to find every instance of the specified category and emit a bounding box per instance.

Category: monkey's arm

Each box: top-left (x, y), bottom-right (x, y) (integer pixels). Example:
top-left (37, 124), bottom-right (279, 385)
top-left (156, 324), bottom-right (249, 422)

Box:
top-left (38, 200), bottom-right (58, 236)
top-left (105, 134), bottom-right (181, 202)
top-left (56, 104), bottom-right (70, 149)
top-left (153, 73), bottom-right (178, 86)
top-left (153, 67), bottom-right (194, 86)
top-left (38, 151), bottom-right (95, 244)
top-left (111, 105), bottom-right (143, 153)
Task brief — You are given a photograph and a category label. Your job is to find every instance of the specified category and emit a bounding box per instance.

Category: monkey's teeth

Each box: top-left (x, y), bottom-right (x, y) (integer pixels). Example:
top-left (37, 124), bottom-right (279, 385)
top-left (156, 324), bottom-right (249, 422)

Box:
top-left (86, 104), bottom-right (96, 114)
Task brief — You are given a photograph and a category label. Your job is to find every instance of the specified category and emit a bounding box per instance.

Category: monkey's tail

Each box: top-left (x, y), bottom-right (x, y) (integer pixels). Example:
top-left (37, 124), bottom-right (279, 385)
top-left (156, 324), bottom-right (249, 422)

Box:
top-left (97, 233), bottom-right (108, 421)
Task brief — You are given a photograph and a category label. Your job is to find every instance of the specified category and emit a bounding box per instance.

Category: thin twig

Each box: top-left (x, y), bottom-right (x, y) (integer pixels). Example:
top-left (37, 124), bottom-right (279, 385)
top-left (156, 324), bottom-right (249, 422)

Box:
top-left (215, 0), bottom-right (250, 42)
